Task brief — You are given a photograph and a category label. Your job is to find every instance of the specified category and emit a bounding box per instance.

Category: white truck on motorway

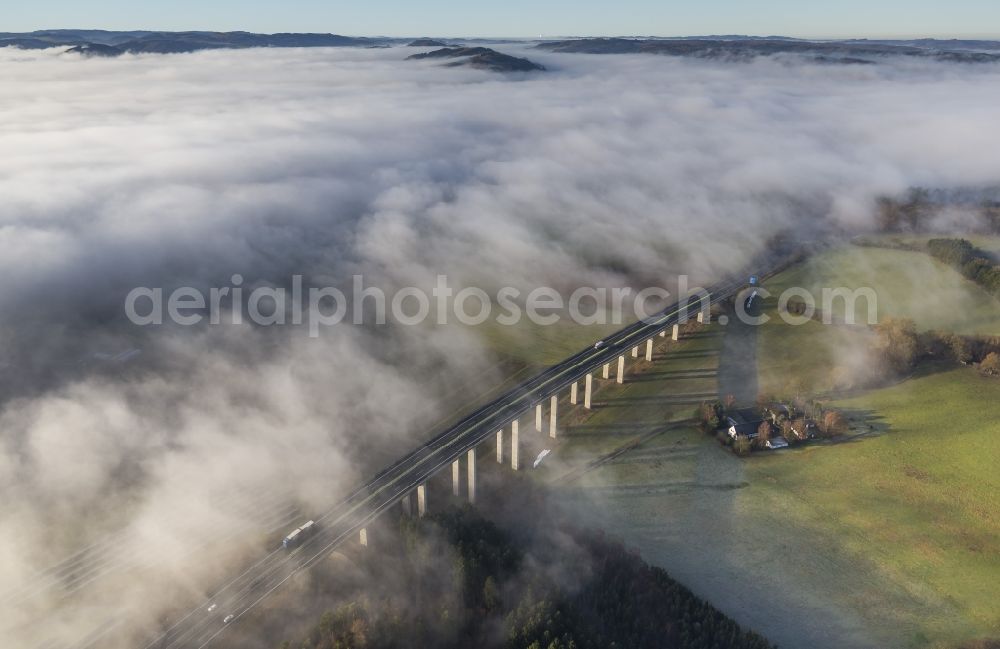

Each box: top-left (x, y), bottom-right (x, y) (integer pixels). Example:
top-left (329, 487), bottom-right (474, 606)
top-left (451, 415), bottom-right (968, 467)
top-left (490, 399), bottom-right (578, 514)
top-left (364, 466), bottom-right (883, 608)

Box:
top-left (282, 520), bottom-right (317, 549)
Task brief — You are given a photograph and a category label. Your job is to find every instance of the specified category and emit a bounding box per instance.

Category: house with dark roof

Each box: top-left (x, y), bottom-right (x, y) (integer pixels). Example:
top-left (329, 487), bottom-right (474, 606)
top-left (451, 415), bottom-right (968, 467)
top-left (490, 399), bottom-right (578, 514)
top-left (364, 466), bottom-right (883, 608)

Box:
top-left (727, 408), bottom-right (765, 439)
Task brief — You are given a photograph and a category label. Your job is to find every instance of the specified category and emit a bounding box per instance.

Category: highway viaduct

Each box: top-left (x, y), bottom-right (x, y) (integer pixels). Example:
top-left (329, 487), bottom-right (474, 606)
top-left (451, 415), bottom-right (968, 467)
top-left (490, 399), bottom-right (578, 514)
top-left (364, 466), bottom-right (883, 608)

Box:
top-left (145, 262), bottom-right (796, 649)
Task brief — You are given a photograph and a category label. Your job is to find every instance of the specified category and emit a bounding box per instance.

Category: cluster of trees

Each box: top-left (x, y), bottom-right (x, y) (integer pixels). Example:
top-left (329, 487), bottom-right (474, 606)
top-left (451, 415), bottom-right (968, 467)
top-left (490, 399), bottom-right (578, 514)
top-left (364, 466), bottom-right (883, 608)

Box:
top-left (282, 499), bottom-right (774, 649)
top-left (875, 189), bottom-right (1000, 234)
top-left (927, 238), bottom-right (1000, 297)
top-left (875, 189), bottom-right (935, 232)
top-left (697, 401), bottom-right (724, 435)
top-left (873, 316), bottom-right (1000, 377)
top-left (758, 399), bottom-right (846, 444)
top-left (505, 532), bottom-right (774, 649)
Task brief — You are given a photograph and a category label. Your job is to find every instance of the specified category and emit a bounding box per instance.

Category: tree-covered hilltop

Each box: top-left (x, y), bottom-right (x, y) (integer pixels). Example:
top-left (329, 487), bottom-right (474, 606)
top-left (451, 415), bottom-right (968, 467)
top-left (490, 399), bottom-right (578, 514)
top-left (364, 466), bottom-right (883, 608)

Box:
top-left (875, 187), bottom-right (1000, 234)
top-left (927, 238), bottom-right (1000, 297)
top-left (281, 495), bottom-right (773, 649)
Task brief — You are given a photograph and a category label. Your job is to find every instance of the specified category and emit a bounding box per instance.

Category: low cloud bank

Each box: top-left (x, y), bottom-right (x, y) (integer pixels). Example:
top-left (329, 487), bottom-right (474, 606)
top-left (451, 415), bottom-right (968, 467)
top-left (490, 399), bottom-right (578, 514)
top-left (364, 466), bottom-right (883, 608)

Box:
top-left (1, 44), bottom-right (999, 646)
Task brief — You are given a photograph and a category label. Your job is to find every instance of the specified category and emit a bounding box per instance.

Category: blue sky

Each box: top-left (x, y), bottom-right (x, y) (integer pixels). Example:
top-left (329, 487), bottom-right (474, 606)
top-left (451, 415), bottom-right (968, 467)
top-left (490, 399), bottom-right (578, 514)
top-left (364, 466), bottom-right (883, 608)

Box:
top-left (7, 0), bottom-right (1000, 38)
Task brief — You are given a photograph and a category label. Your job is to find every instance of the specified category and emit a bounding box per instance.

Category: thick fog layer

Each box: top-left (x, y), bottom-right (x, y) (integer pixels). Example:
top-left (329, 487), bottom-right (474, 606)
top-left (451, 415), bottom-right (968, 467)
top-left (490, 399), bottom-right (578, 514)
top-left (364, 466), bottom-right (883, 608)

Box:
top-left (1, 44), bottom-right (1000, 647)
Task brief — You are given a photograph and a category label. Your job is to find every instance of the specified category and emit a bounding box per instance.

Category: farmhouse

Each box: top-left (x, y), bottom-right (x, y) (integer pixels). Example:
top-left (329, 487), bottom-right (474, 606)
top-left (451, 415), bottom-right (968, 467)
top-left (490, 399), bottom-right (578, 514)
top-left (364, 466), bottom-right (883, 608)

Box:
top-left (727, 408), bottom-right (764, 439)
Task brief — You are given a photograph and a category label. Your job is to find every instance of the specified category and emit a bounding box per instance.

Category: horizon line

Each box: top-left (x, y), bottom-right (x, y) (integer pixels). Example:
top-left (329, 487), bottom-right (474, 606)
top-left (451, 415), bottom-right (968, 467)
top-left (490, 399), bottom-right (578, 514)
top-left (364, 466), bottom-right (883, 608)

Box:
top-left (6, 28), bottom-right (1000, 42)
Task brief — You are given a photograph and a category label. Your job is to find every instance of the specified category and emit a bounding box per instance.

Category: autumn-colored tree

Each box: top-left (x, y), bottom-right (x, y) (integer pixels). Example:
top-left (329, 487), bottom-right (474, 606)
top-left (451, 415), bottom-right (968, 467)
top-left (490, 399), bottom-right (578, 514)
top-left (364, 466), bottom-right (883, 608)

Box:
top-left (874, 317), bottom-right (920, 376)
top-left (790, 417), bottom-right (810, 442)
top-left (820, 410), bottom-right (847, 437)
top-left (752, 421), bottom-right (772, 450)
top-left (980, 352), bottom-right (1000, 377)
top-left (697, 401), bottom-right (722, 433)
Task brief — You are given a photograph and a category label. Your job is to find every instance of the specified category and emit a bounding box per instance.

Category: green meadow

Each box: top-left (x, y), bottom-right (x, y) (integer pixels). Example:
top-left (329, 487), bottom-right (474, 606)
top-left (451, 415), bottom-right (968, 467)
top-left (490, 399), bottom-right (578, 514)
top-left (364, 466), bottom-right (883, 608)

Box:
top-left (746, 365), bottom-right (1000, 647)
top-left (767, 245), bottom-right (1000, 334)
top-left (473, 244), bottom-right (1000, 648)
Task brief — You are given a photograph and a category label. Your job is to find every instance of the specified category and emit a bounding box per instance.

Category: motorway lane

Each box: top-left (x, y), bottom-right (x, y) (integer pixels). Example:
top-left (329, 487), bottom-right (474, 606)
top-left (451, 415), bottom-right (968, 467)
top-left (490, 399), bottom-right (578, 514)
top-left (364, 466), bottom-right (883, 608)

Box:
top-left (15, 497), bottom-right (305, 649)
top-left (4, 490), bottom-right (297, 610)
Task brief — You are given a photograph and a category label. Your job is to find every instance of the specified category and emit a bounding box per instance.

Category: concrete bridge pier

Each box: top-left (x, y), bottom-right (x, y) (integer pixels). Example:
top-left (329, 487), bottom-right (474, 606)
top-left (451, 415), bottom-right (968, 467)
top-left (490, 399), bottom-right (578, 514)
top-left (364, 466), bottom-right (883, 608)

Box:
top-left (645, 338), bottom-right (653, 361)
top-left (698, 311), bottom-right (709, 324)
top-left (672, 324), bottom-right (680, 341)
top-left (511, 420), bottom-right (520, 471)
top-left (417, 484), bottom-right (427, 517)
top-left (631, 345), bottom-right (639, 358)
top-left (616, 354), bottom-right (625, 384)
top-left (400, 493), bottom-right (412, 516)
top-left (467, 449), bottom-right (477, 504)
top-left (535, 403), bottom-right (544, 433)
top-left (452, 459), bottom-right (461, 497)
top-left (660, 329), bottom-right (666, 337)
top-left (496, 429), bottom-right (503, 463)
top-left (570, 381), bottom-right (578, 405)
top-left (549, 395), bottom-right (558, 439)
top-left (602, 362), bottom-right (610, 379)
top-left (359, 527), bottom-right (368, 547)
top-left (584, 373), bottom-right (593, 409)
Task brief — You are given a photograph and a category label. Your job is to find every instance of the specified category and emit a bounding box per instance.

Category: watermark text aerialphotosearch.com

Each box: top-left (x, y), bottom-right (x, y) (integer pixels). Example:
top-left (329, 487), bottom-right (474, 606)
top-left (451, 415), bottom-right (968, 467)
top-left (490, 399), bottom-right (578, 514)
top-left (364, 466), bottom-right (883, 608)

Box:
top-left (124, 274), bottom-right (878, 337)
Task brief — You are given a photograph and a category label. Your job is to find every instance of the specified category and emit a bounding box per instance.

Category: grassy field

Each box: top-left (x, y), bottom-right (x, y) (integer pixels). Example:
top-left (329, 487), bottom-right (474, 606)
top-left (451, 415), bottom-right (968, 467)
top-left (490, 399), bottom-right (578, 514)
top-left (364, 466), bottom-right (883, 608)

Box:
top-left (757, 243), bottom-right (1000, 395)
top-left (750, 244), bottom-right (1000, 646)
top-left (862, 233), bottom-right (1000, 257)
top-left (757, 316), bottom-right (874, 395)
top-left (745, 365), bottom-right (1000, 648)
top-left (767, 245), bottom-right (1000, 335)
